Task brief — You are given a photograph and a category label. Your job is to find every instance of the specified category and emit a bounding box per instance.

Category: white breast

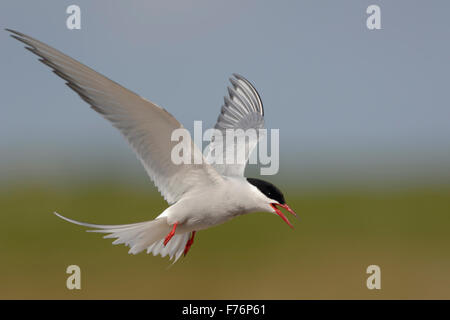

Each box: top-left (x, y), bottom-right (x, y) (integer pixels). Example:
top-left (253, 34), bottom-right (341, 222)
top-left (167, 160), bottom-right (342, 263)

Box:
top-left (163, 176), bottom-right (263, 232)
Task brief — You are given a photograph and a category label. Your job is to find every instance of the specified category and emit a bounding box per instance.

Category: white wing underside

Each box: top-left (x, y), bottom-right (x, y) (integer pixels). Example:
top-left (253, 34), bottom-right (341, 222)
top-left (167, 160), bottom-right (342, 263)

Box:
top-left (7, 29), bottom-right (222, 205)
top-left (204, 74), bottom-right (265, 177)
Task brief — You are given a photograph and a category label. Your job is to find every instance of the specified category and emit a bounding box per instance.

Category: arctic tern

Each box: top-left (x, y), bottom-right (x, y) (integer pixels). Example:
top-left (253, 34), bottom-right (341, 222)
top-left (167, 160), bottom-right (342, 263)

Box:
top-left (7, 29), bottom-right (297, 263)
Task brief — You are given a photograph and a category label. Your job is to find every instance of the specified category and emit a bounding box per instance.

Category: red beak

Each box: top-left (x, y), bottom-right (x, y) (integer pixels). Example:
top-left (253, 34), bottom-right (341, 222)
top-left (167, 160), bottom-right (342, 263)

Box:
top-left (270, 203), bottom-right (298, 229)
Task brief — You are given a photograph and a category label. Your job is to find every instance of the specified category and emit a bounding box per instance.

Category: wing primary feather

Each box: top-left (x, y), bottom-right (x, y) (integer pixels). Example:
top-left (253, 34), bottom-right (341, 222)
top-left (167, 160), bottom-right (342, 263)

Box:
top-left (229, 77), bottom-right (259, 113)
top-left (224, 95), bottom-right (249, 118)
top-left (222, 103), bottom-right (245, 121)
top-left (232, 73), bottom-right (264, 116)
top-left (227, 86), bottom-right (254, 114)
top-left (205, 74), bottom-right (266, 177)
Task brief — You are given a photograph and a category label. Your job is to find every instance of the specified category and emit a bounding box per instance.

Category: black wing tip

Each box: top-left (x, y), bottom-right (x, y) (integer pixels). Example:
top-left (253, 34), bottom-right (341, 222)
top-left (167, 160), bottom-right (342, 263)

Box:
top-left (9, 34), bottom-right (22, 41)
top-left (8, 31), bottom-right (32, 48)
top-left (228, 77), bottom-right (240, 90)
top-left (5, 28), bottom-right (24, 38)
top-left (232, 73), bottom-right (245, 80)
top-left (231, 73), bottom-right (251, 86)
top-left (227, 86), bottom-right (235, 96)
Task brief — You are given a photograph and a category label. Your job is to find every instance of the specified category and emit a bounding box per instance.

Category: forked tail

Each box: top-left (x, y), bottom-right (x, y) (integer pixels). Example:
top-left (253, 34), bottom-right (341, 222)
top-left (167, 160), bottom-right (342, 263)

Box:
top-left (54, 212), bottom-right (189, 263)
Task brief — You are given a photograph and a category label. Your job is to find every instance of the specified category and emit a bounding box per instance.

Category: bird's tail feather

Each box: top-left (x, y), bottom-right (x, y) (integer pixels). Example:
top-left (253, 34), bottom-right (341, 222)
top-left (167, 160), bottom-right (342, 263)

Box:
top-left (54, 212), bottom-right (188, 263)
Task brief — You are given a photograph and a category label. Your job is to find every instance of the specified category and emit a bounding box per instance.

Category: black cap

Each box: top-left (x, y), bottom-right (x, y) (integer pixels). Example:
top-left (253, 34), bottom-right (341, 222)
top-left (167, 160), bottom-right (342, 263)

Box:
top-left (247, 178), bottom-right (285, 204)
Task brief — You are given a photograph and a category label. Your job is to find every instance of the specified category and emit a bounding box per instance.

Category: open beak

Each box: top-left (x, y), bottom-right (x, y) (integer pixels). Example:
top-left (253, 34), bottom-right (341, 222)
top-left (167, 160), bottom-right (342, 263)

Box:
top-left (270, 203), bottom-right (298, 229)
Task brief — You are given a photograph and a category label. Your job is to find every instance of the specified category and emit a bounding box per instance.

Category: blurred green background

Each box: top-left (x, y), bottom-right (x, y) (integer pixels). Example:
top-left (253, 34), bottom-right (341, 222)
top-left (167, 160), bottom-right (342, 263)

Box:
top-left (1, 182), bottom-right (449, 299)
top-left (1, 0), bottom-right (450, 299)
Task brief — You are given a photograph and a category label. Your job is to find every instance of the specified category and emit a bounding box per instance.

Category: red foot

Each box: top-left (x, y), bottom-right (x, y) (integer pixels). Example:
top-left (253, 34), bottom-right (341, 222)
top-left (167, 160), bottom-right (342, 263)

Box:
top-left (164, 222), bottom-right (179, 246)
top-left (183, 231), bottom-right (196, 256)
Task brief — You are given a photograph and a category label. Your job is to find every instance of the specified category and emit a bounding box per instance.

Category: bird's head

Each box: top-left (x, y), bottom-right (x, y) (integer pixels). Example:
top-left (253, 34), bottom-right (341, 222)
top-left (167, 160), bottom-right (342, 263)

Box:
top-left (246, 178), bottom-right (297, 228)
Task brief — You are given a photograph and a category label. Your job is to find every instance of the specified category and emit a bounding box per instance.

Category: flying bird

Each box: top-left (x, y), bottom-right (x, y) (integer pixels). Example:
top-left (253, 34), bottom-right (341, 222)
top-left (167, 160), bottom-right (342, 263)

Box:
top-left (7, 29), bottom-right (297, 263)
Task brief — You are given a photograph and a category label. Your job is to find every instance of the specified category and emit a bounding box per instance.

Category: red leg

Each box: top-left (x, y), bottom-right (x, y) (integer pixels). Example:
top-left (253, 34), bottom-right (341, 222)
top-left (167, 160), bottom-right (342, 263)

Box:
top-left (164, 222), bottom-right (179, 246)
top-left (183, 231), bottom-right (196, 256)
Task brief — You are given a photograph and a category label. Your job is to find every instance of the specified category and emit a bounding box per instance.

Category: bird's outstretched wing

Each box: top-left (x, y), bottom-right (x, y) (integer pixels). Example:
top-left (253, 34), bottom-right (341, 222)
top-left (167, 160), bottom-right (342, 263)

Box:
top-left (204, 74), bottom-right (265, 177)
top-left (7, 29), bottom-right (222, 204)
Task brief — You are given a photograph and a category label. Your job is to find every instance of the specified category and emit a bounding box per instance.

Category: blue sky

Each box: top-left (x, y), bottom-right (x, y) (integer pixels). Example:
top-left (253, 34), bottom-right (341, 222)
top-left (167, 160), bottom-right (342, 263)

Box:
top-left (1, 1), bottom-right (449, 186)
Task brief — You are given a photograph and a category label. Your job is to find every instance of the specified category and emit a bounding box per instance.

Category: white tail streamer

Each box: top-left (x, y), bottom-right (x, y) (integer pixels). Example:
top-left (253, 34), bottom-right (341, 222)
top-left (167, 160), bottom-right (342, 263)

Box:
top-left (54, 212), bottom-right (188, 263)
